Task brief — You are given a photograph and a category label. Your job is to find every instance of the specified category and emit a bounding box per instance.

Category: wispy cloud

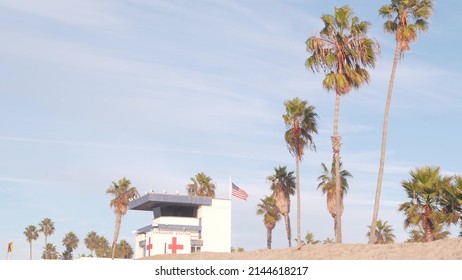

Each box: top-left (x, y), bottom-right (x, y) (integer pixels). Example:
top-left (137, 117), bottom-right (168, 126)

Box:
top-left (0, 0), bottom-right (122, 29)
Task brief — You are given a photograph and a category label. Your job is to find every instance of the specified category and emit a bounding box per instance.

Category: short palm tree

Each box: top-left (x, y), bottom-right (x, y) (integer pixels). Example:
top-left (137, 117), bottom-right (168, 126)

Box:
top-left (95, 235), bottom-right (111, 258)
top-left (42, 243), bottom-right (58, 259)
top-left (256, 195), bottom-right (281, 249)
top-left (106, 177), bottom-right (139, 259)
top-left (267, 165), bottom-right (296, 247)
top-left (24, 225), bottom-right (39, 260)
top-left (370, 0), bottom-right (434, 245)
top-left (304, 231), bottom-right (320, 245)
top-left (116, 240), bottom-right (134, 259)
top-left (39, 217), bottom-right (55, 259)
top-left (283, 97), bottom-right (318, 247)
top-left (366, 219), bottom-right (395, 244)
top-left (84, 231), bottom-right (99, 257)
top-left (323, 237), bottom-right (334, 244)
top-left (187, 172), bottom-right (216, 198)
top-left (62, 231), bottom-right (79, 260)
top-left (398, 166), bottom-right (452, 242)
top-left (317, 161), bottom-right (352, 235)
top-left (406, 223), bottom-right (450, 243)
top-left (441, 175), bottom-right (462, 227)
top-left (306, 5), bottom-right (379, 243)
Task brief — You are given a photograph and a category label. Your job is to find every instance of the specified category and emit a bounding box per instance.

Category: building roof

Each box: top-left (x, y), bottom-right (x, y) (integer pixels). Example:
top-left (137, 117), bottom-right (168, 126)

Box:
top-left (129, 193), bottom-right (212, 211)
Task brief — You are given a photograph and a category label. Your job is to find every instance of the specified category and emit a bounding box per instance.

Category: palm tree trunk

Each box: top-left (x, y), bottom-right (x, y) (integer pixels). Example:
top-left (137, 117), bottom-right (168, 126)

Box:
top-left (369, 44), bottom-right (401, 244)
top-left (424, 206), bottom-right (433, 242)
top-left (296, 155), bottom-right (301, 248)
top-left (333, 92), bottom-right (342, 243)
top-left (29, 241), bottom-right (32, 260)
top-left (44, 235), bottom-right (48, 259)
top-left (284, 213), bottom-right (292, 247)
top-left (111, 213), bottom-right (122, 259)
top-left (267, 228), bottom-right (272, 249)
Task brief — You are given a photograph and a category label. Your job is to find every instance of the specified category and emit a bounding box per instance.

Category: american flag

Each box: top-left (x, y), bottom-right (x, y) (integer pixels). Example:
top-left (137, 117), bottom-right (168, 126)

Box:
top-left (232, 183), bottom-right (248, 201)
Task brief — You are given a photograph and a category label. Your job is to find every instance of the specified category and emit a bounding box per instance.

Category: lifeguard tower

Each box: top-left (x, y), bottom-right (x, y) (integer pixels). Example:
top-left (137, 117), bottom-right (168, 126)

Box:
top-left (129, 192), bottom-right (231, 258)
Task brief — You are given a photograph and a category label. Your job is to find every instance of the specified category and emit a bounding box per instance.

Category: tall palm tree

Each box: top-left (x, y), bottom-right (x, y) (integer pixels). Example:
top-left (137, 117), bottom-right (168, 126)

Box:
top-left (24, 225), bottom-right (39, 260)
top-left (256, 195), bottom-right (281, 249)
top-left (283, 97), bottom-right (318, 248)
top-left (306, 5), bottom-right (379, 243)
top-left (106, 177), bottom-right (139, 259)
top-left (187, 172), bottom-right (216, 198)
top-left (370, 0), bottom-right (434, 245)
top-left (39, 217), bottom-right (55, 259)
top-left (267, 165), bottom-right (296, 247)
top-left (84, 231), bottom-right (99, 257)
top-left (62, 231), bottom-right (79, 260)
top-left (398, 166), bottom-right (452, 242)
top-left (317, 161), bottom-right (352, 235)
top-left (366, 219), bottom-right (396, 244)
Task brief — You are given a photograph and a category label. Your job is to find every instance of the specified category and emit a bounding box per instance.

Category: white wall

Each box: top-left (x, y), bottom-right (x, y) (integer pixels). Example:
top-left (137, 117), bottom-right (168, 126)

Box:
top-left (198, 199), bottom-right (231, 253)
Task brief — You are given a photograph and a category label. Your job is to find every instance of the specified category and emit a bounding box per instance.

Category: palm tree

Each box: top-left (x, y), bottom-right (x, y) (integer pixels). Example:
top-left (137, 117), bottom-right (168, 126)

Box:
top-left (398, 166), bottom-right (452, 242)
top-left (256, 195), bottom-right (281, 249)
top-left (406, 223), bottom-right (450, 243)
top-left (116, 239), bottom-right (134, 259)
top-left (366, 219), bottom-right (395, 244)
top-left (304, 231), bottom-right (320, 244)
top-left (306, 5), bottom-right (379, 243)
top-left (24, 225), bottom-right (39, 260)
top-left (62, 231), bottom-right (79, 260)
top-left (84, 231), bottom-right (99, 257)
top-left (106, 177), bottom-right (139, 259)
top-left (317, 161), bottom-right (352, 235)
top-left (267, 165), bottom-right (296, 247)
top-left (39, 217), bottom-right (55, 259)
top-left (283, 97), bottom-right (318, 248)
top-left (42, 243), bottom-right (58, 259)
top-left (323, 237), bottom-right (334, 244)
top-left (441, 175), bottom-right (462, 228)
top-left (95, 235), bottom-right (111, 258)
top-left (369, 0), bottom-right (434, 245)
top-left (187, 172), bottom-right (216, 198)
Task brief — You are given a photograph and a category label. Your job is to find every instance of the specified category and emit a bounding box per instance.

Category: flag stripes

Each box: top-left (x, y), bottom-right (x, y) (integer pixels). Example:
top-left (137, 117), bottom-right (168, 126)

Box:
top-left (232, 183), bottom-right (248, 201)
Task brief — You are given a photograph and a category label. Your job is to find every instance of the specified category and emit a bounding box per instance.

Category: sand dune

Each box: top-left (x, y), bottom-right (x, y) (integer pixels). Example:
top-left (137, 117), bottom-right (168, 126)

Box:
top-left (144, 238), bottom-right (462, 260)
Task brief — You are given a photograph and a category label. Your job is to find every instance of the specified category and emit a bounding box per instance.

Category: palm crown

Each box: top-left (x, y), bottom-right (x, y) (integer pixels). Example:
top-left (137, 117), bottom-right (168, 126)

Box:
top-left (306, 5), bottom-right (379, 95)
top-left (380, 0), bottom-right (433, 54)
top-left (187, 172), bottom-right (216, 198)
top-left (283, 97), bottom-right (318, 160)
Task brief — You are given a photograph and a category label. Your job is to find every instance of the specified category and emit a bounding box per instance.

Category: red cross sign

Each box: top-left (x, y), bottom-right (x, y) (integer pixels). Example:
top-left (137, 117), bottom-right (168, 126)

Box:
top-left (168, 237), bottom-right (184, 254)
top-left (146, 237), bottom-right (153, 256)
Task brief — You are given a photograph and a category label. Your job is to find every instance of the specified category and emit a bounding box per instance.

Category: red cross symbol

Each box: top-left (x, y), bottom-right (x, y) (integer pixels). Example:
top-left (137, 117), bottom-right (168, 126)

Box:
top-left (168, 237), bottom-right (184, 254)
top-left (146, 237), bottom-right (153, 256)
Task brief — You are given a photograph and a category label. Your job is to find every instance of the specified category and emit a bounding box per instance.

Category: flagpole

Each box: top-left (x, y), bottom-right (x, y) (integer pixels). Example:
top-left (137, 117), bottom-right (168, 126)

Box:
top-left (229, 176), bottom-right (232, 253)
top-left (229, 176), bottom-right (232, 200)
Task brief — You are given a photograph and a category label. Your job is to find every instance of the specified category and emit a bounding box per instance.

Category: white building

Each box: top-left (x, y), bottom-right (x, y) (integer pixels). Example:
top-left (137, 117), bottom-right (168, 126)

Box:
top-left (129, 193), bottom-right (231, 258)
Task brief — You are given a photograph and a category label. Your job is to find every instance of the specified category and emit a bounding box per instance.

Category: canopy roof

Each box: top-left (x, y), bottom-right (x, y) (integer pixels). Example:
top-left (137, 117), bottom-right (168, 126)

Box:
top-left (129, 193), bottom-right (212, 211)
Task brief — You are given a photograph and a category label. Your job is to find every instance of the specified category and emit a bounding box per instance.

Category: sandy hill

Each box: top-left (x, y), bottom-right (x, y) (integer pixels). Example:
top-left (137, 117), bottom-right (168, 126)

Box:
top-left (143, 238), bottom-right (462, 260)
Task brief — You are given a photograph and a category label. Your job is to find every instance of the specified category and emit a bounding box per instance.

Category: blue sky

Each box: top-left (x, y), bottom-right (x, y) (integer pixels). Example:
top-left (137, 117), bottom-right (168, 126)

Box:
top-left (1, 0), bottom-right (461, 259)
